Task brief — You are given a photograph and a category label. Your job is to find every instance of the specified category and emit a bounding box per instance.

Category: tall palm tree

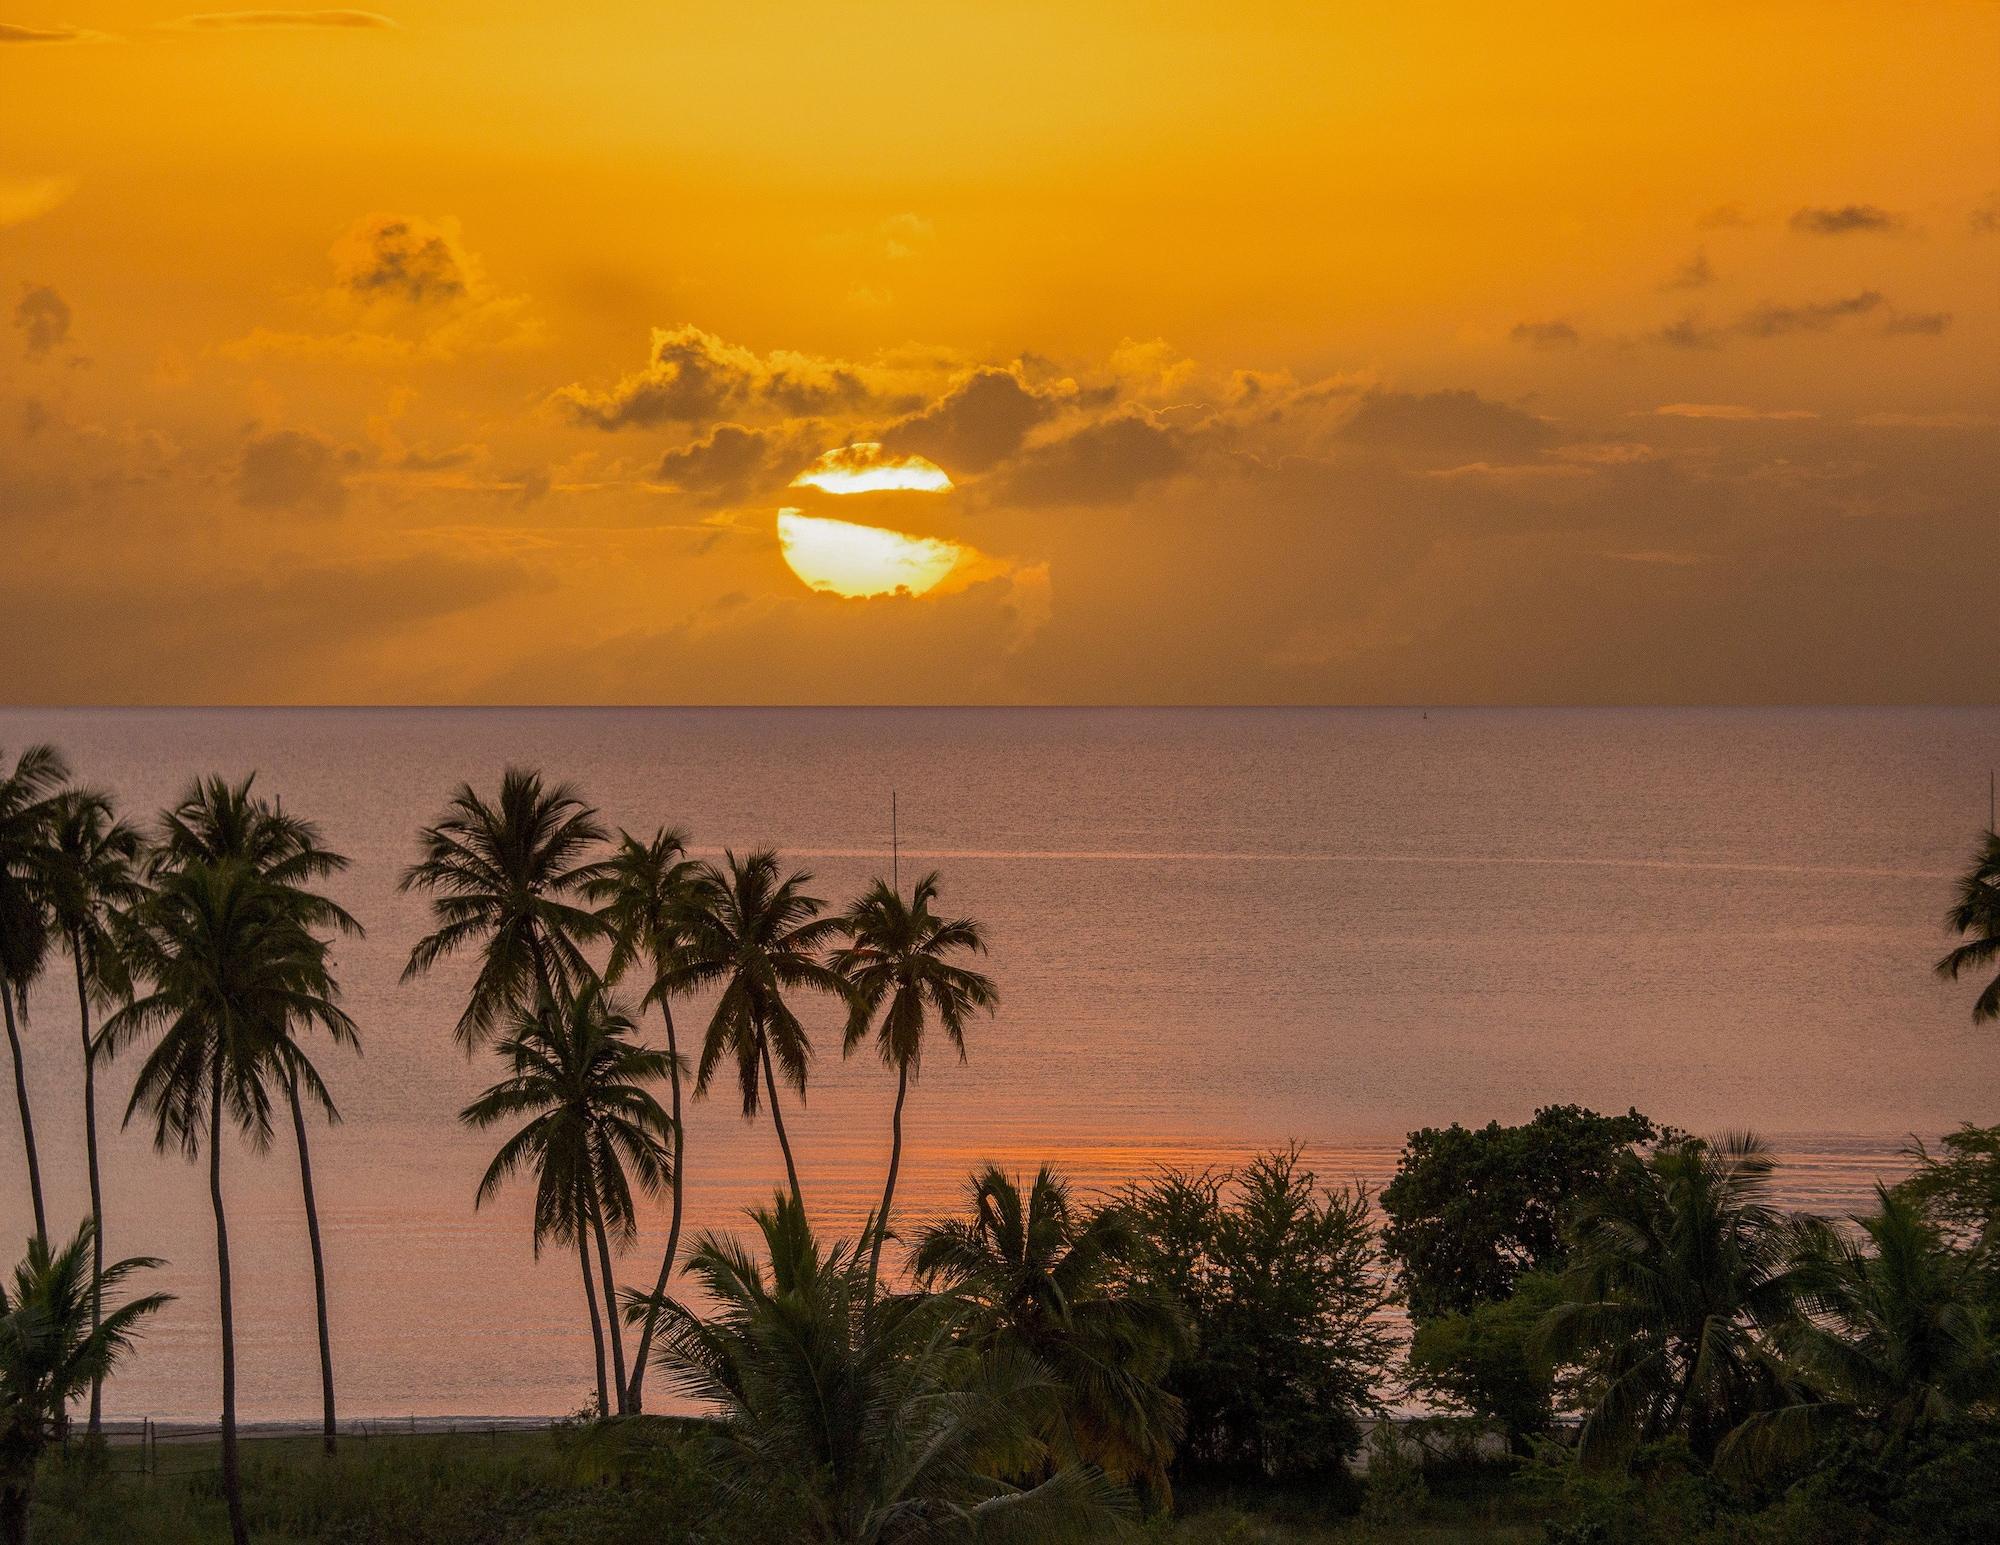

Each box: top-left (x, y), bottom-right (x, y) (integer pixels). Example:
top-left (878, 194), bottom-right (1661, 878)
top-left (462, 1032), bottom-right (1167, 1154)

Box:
top-left (833, 872), bottom-right (996, 1298)
top-left (100, 860), bottom-right (351, 1545)
top-left (152, 774), bottom-right (361, 1457)
top-left (43, 789), bottom-right (144, 1438)
top-left (653, 1193), bottom-right (1131, 1544)
top-left (584, 825), bottom-right (699, 1412)
top-left (911, 1164), bottom-right (1186, 1497)
top-left (0, 744), bottom-right (70, 1244)
top-left (0, 1220), bottom-right (170, 1545)
top-left (1536, 1134), bottom-right (1804, 1466)
top-left (461, 981), bottom-right (673, 1417)
top-left (401, 768), bottom-right (609, 1047)
top-left (661, 850), bottom-right (848, 1210)
top-left (1937, 829), bottom-right (2000, 1023)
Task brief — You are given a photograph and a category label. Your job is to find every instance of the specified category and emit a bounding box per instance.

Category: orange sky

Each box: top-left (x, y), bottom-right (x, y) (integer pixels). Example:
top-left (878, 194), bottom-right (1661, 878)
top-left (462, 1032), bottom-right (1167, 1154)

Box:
top-left (4, 1), bottom-right (1998, 703)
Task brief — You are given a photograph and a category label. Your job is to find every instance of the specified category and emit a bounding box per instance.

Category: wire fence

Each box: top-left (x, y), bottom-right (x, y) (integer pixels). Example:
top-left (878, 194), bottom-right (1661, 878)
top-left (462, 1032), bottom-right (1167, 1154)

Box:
top-left (70, 1418), bottom-right (562, 1483)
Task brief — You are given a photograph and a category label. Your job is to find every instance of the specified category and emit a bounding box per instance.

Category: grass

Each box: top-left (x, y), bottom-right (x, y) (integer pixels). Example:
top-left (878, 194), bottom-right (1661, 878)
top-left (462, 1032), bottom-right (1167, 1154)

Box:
top-left (30, 1427), bottom-right (1550, 1543)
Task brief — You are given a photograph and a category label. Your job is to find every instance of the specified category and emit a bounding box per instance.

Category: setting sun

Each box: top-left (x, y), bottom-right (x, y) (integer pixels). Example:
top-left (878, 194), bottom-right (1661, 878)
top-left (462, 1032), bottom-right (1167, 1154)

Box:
top-left (775, 510), bottom-right (966, 598)
top-left (789, 444), bottom-right (953, 496)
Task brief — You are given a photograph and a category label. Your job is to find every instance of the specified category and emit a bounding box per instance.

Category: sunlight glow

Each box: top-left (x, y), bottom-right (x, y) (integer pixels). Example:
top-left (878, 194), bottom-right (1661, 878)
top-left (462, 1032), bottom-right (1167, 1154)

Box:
top-left (789, 443), bottom-right (953, 495)
top-left (776, 510), bottom-right (965, 598)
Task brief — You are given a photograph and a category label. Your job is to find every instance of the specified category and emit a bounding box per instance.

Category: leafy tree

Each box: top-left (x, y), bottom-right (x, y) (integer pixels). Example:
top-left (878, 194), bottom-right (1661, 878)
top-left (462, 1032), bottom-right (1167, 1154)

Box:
top-left (661, 850), bottom-right (847, 1209)
top-left (100, 860), bottom-right (350, 1545)
top-left (1936, 829), bottom-right (2000, 1023)
top-left (834, 871), bottom-right (996, 1297)
top-left (462, 981), bottom-right (673, 1417)
top-left (1536, 1134), bottom-right (1803, 1467)
top-left (1897, 1123), bottom-right (2000, 1299)
top-left (655, 1194), bottom-right (1130, 1543)
top-left (0, 1221), bottom-right (168, 1545)
top-left (1124, 1147), bottom-right (1392, 1481)
top-left (401, 768), bottom-right (609, 1047)
top-left (1406, 1269), bottom-right (1567, 1451)
top-left (1380, 1105), bottom-right (1660, 1322)
top-left (0, 745), bottom-right (70, 1244)
top-left (911, 1164), bottom-right (1183, 1498)
top-left (586, 826), bottom-right (699, 1413)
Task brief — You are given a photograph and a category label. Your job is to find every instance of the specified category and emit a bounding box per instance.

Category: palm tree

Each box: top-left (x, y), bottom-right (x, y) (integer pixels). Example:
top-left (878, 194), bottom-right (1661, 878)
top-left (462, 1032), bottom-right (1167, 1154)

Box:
top-left (401, 768), bottom-right (609, 1047)
top-left (99, 860), bottom-right (351, 1545)
top-left (584, 826), bottom-right (699, 1412)
top-left (652, 1194), bottom-right (1131, 1543)
top-left (1536, 1134), bottom-right (1804, 1466)
top-left (460, 981), bottom-right (673, 1417)
top-left (43, 789), bottom-right (144, 1438)
top-left (1937, 829), bottom-right (2000, 1023)
top-left (662, 850), bottom-right (848, 1210)
top-left (0, 1220), bottom-right (170, 1545)
top-left (152, 774), bottom-right (361, 1457)
top-left (833, 872), bottom-right (996, 1298)
top-left (911, 1164), bottom-right (1186, 1497)
top-left (0, 745), bottom-right (70, 1243)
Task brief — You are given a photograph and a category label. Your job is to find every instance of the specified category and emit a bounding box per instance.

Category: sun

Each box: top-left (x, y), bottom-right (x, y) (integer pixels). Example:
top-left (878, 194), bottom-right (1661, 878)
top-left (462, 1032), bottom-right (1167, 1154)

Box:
top-left (789, 443), bottom-right (953, 495)
top-left (776, 510), bottom-right (967, 598)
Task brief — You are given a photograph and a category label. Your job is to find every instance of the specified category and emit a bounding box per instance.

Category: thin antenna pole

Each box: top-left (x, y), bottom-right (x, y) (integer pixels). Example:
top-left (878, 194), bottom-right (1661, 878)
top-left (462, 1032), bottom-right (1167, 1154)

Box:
top-left (891, 790), bottom-right (899, 892)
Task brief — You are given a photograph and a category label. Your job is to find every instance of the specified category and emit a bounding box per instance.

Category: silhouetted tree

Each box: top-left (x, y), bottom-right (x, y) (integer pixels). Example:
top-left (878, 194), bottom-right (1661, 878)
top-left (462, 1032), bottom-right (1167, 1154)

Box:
top-left (0, 745), bottom-right (69, 1244)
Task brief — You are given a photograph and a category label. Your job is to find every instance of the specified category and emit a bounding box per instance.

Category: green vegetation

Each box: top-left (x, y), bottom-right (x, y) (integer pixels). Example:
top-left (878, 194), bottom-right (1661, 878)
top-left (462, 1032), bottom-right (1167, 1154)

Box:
top-left (1, 741), bottom-right (1997, 1541)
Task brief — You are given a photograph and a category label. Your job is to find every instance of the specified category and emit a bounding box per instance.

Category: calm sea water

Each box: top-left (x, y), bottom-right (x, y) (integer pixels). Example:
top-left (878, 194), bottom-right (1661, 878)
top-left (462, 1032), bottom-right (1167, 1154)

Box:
top-left (1, 707), bottom-right (1996, 1422)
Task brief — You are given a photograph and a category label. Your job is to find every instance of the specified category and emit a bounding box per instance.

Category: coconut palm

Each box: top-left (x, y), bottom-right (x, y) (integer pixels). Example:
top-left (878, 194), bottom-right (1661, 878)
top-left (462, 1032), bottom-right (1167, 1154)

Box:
top-left (911, 1164), bottom-right (1186, 1497)
top-left (653, 1193), bottom-right (1131, 1544)
top-left (401, 768), bottom-right (609, 1047)
top-left (0, 1220), bottom-right (169, 1545)
top-left (152, 774), bottom-right (360, 1456)
top-left (1937, 829), bottom-right (2000, 1023)
top-left (1536, 1134), bottom-right (1804, 1466)
top-left (661, 850), bottom-right (847, 1210)
top-left (461, 980), bottom-right (673, 1417)
top-left (0, 745), bottom-right (70, 1244)
top-left (833, 872), bottom-right (996, 1297)
top-left (42, 789), bottom-right (144, 1437)
top-left (99, 860), bottom-right (351, 1545)
top-left (583, 826), bottom-right (699, 1412)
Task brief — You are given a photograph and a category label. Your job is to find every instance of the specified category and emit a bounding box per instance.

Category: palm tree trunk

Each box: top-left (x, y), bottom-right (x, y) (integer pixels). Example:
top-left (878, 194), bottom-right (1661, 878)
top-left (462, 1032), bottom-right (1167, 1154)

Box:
top-left (2, 980), bottom-right (47, 1243)
top-left (576, 1215), bottom-right (610, 1418)
top-left (74, 948), bottom-right (105, 1439)
top-left (625, 998), bottom-right (684, 1413)
top-left (286, 1076), bottom-right (338, 1456)
top-left (759, 1038), bottom-right (804, 1210)
top-left (587, 1180), bottom-right (630, 1415)
top-left (865, 1061), bottom-right (910, 1302)
top-left (210, 1061), bottom-right (250, 1545)
top-left (0, 1482), bottom-right (27, 1545)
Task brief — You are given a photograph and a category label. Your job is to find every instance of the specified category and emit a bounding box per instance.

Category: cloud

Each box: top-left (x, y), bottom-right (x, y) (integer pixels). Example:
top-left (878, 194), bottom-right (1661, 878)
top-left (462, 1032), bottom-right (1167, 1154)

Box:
top-left (1651, 403), bottom-right (1818, 421)
top-left (13, 285), bottom-right (70, 357)
top-left (1696, 204), bottom-right (1749, 229)
top-left (999, 413), bottom-right (1186, 505)
top-left (1789, 204), bottom-right (1901, 235)
top-left (1509, 319), bottom-right (1580, 349)
top-left (1340, 389), bottom-right (1551, 459)
top-left (330, 213), bottom-right (466, 305)
top-left (1660, 250), bottom-right (1713, 291)
top-left (238, 428), bottom-right (352, 515)
top-left (1973, 193), bottom-right (2000, 235)
top-left (0, 175), bottom-right (76, 227)
top-left (1736, 290), bottom-right (1885, 337)
top-left (175, 10), bottom-right (397, 29)
top-left (653, 423), bottom-right (815, 505)
top-left (557, 325), bottom-right (876, 430)
top-left (1882, 311), bottom-right (1951, 336)
top-left (880, 367), bottom-right (1063, 472)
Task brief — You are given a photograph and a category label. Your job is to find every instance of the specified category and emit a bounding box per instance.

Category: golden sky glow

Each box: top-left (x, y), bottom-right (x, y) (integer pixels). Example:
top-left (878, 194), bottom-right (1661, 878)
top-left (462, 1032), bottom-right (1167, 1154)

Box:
top-left (2, 2), bottom-right (1998, 703)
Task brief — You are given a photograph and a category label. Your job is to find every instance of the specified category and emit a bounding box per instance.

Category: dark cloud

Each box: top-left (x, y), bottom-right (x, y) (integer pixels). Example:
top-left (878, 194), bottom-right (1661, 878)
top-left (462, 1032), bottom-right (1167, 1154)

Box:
top-left (1883, 311), bottom-right (1951, 336)
top-left (1973, 194), bottom-right (2000, 235)
top-left (1789, 204), bottom-right (1901, 235)
top-left (1509, 319), bottom-right (1580, 349)
top-left (1736, 290), bottom-right (1884, 337)
top-left (654, 423), bottom-right (808, 505)
top-left (177, 10), bottom-right (397, 29)
top-left (999, 414), bottom-right (1186, 505)
top-left (13, 285), bottom-right (70, 357)
top-left (238, 428), bottom-right (351, 516)
top-left (556, 325), bottom-right (874, 430)
top-left (331, 214), bottom-right (468, 305)
top-left (880, 368), bottom-right (1060, 472)
top-left (1654, 314), bottom-right (1719, 349)
top-left (1660, 250), bottom-right (1713, 291)
top-left (1341, 389), bottom-right (1551, 459)
top-left (0, 22), bottom-right (91, 42)
top-left (1696, 204), bottom-right (1750, 229)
